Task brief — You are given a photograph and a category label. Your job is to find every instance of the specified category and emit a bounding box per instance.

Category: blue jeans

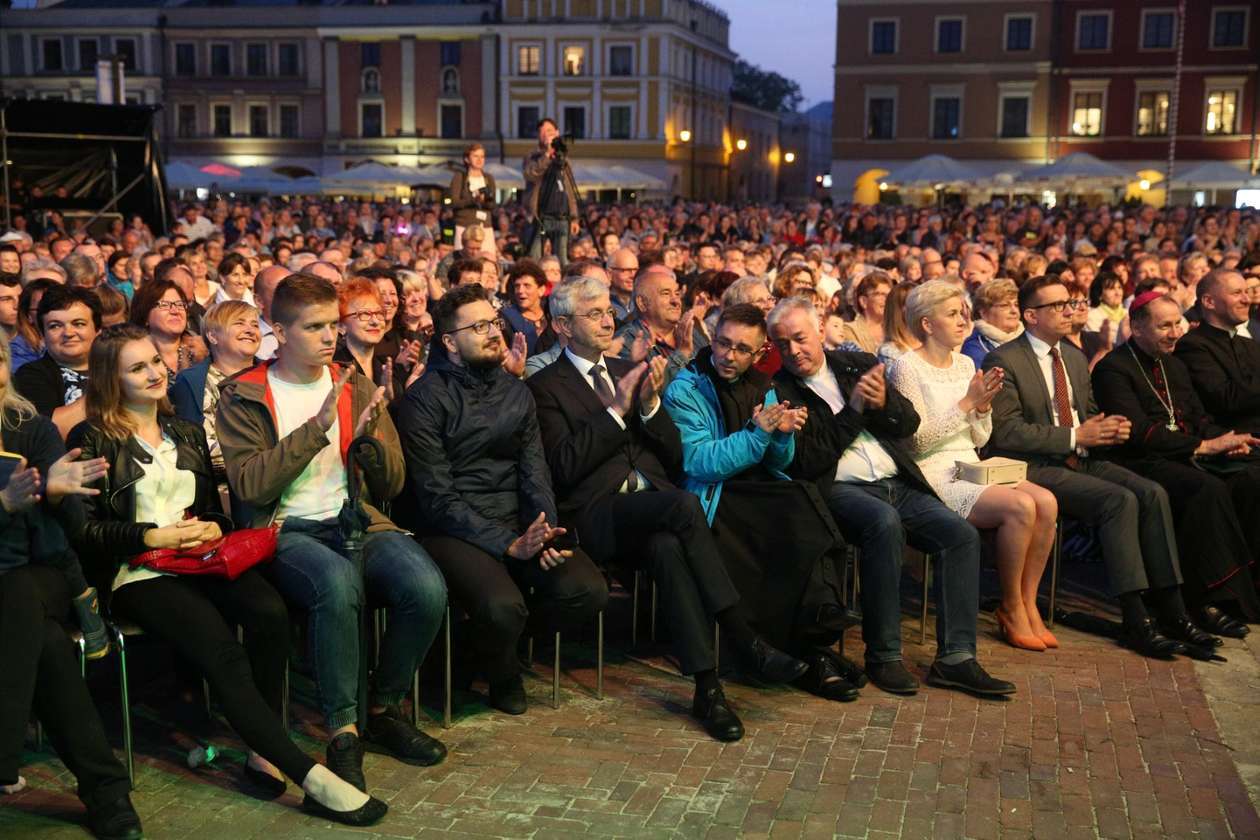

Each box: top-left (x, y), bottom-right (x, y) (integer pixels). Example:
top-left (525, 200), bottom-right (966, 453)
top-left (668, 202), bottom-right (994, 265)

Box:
top-left (825, 478), bottom-right (979, 664)
top-left (269, 518), bottom-right (447, 729)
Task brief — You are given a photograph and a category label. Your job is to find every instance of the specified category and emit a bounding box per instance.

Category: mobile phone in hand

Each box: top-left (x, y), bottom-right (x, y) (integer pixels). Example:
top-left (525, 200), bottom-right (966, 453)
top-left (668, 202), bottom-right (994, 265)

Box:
top-left (0, 451), bottom-right (24, 490)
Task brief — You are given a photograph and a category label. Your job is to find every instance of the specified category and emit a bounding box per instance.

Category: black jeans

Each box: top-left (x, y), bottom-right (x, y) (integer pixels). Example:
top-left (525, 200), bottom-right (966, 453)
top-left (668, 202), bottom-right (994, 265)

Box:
top-left (0, 564), bottom-right (130, 810)
top-left (110, 571), bottom-right (315, 783)
top-left (422, 536), bottom-right (608, 684)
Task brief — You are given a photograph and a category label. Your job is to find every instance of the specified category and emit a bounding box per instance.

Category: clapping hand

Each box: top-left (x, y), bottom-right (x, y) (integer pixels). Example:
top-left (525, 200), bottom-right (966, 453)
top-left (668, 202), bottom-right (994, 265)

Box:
top-left (316, 367), bottom-right (356, 432)
top-left (848, 363), bottom-right (887, 413)
top-left (960, 368), bottom-right (1004, 413)
top-left (506, 512), bottom-right (572, 570)
top-left (502, 331), bottom-right (528, 377)
top-left (0, 459), bottom-right (41, 513)
top-left (45, 448), bottom-right (108, 503)
top-left (637, 355), bottom-right (669, 414)
top-left (353, 385), bottom-right (388, 437)
top-left (752, 402), bottom-right (787, 434)
top-left (674, 311), bottom-right (696, 357)
top-left (777, 402), bottom-right (809, 433)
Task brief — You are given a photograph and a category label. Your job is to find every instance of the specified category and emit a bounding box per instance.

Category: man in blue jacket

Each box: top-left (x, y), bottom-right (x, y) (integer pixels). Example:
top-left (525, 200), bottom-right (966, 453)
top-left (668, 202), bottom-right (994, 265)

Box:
top-left (663, 304), bottom-right (865, 702)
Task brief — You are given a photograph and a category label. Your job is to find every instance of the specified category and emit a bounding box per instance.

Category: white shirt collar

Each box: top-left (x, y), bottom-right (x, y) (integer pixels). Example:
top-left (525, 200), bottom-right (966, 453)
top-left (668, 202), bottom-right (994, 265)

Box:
top-left (564, 346), bottom-right (610, 379)
top-left (1026, 331), bottom-right (1059, 359)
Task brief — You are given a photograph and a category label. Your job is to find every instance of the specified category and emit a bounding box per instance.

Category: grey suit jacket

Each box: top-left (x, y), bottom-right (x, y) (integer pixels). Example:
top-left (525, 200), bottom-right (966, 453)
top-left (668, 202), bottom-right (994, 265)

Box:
top-left (981, 333), bottom-right (1097, 465)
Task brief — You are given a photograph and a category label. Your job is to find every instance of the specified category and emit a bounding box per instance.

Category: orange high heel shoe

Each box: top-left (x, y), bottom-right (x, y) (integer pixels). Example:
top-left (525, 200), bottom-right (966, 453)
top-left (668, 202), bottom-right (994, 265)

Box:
top-left (995, 608), bottom-right (1046, 652)
top-left (1036, 627), bottom-right (1059, 649)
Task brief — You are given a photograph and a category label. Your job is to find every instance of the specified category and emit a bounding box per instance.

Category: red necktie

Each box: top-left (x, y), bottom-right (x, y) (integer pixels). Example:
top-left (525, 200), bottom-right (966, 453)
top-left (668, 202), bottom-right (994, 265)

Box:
top-left (1050, 346), bottom-right (1080, 468)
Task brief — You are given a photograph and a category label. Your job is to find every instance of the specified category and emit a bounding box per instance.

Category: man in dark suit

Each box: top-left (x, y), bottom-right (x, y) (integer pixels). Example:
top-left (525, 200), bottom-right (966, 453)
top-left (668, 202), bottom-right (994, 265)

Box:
top-left (983, 276), bottom-right (1215, 658)
top-left (528, 276), bottom-right (807, 743)
top-left (1175, 269), bottom-right (1260, 435)
top-left (769, 297), bottom-right (1015, 698)
top-left (1092, 291), bottom-right (1258, 636)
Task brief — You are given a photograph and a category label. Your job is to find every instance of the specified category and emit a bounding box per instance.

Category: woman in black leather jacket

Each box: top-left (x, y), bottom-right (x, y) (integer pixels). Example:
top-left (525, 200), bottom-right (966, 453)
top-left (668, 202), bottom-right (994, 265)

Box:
top-left (70, 324), bottom-right (385, 826)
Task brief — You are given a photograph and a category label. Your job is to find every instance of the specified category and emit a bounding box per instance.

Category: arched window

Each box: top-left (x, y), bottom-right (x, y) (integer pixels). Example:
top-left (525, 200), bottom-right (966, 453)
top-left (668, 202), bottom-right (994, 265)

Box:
top-left (441, 67), bottom-right (460, 95)
top-left (362, 68), bottom-right (380, 94)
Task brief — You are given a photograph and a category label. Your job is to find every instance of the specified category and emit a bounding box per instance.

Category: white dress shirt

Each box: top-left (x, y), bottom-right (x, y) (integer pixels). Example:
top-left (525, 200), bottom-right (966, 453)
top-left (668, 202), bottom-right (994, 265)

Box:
top-left (564, 347), bottom-right (655, 492)
top-left (1025, 332), bottom-right (1083, 450)
top-left (112, 434), bottom-right (196, 592)
top-left (802, 363), bottom-right (900, 484)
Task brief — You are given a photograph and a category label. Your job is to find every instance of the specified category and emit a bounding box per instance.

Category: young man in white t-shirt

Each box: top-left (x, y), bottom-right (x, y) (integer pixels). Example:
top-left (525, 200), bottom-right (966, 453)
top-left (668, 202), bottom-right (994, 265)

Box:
top-left (216, 275), bottom-right (448, 793)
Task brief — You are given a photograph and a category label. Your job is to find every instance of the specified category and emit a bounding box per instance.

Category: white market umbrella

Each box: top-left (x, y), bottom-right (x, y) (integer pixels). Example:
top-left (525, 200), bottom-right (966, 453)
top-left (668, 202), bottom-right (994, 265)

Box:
top-left (1168, 161), bottom-right (1256, 190)
top-left (605, 164), bottom-right (668, 191)
top-left (883, 154), bottom-right (982, 188)
top-left (1022, 153), bottom-right (1132, 187)
top-left (323, 162), bottom-right (430, 193)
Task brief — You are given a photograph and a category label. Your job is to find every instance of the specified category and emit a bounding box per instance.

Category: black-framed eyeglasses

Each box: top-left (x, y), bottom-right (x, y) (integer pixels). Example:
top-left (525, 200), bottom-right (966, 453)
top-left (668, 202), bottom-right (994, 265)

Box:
top-left (1027, 299), bottom-right (1087, 313)
top-left (712, 336), bottom-right (762, 359)
top-left (446, 317), bottom-right (505, 337)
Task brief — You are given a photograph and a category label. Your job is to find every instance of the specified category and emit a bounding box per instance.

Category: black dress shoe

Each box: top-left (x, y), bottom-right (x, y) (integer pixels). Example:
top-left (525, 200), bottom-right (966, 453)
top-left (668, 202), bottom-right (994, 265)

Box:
top-left (743, 636), bottom-right (810, 684)
top-left (1161, 614), bottom-right (1223, 648)
top-left (794, 653), bottom-right (860, 702)
top-left (1197, 605), bottom-right (1249, 639)
top-left (865, 660), bottom-right (920, 695)
top-left (364, 705), bottom-right (447, 766)
top-left (326, 732), bottom-right (367, 793)
top-left (87, 794), bottom-right (143, 840)
top-left (301, 793), bottom-right (389, 826)
top-left (242, 761), bottom-right (287, 799)
top-left (691, 686), bottom-right (744, 742)
top-left (926, 659), bottom-right (1016, 697)
top-left (1120, 617), bottom-right (1185, 659)
top-left (488, 675), bottom-right (528, 715)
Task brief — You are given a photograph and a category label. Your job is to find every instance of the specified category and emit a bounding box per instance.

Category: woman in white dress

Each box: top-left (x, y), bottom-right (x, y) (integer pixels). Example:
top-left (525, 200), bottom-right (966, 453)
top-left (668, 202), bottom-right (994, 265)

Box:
top-left (888, 280), bottom-right (1060, 652)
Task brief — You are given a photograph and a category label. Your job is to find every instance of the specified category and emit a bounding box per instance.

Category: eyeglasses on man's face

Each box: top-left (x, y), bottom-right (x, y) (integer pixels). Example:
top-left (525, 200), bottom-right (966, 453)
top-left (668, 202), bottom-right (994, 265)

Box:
top-left (712, 336), bottom-right (761, 359)
top-left (569, 307), bottom-right (616, 323)
top-left (446, 316), bottom-right (506, 337)
top-left (1027, 298), bottom-right (1086, 313)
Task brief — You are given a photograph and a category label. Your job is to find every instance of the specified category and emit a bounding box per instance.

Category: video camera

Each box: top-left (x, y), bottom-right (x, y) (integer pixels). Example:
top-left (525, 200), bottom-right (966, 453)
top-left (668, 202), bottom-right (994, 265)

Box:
top-left (550, 133), bottom-right (576, 159)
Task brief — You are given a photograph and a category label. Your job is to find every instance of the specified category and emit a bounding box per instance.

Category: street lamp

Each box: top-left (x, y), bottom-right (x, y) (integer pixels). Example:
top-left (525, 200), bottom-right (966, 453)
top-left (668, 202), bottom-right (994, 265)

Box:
top-left (735, 138), bottom-right (747, 151)
top-left (784, 151), bottom-right (796, 164)
top-left (679, 129), bottom-right (692, 143)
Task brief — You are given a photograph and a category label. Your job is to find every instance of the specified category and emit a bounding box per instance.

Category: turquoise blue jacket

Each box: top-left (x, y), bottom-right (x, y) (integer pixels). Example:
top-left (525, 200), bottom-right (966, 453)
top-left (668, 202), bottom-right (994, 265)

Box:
top-left (662, 361), bottom-right (795, 525)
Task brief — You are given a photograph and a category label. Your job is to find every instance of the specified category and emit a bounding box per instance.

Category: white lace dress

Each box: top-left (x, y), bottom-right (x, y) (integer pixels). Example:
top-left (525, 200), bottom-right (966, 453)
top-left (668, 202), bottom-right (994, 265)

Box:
top-left (887, 351), bottom-right (993, 519)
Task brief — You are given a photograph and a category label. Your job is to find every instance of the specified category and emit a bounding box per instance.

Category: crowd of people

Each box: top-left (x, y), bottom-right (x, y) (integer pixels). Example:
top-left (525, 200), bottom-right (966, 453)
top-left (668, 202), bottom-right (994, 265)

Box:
top-left (2, 121), bottom-right (1260, 839)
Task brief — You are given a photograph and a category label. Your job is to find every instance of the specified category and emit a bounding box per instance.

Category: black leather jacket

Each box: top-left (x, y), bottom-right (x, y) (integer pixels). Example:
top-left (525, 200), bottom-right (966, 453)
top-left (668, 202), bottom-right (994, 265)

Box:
top-left (68, 415), bottom-right (231, 597)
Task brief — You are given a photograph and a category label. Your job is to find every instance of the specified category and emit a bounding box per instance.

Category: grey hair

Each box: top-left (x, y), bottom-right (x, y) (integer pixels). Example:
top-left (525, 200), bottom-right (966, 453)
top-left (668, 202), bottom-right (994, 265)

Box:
top-left (59, 253), bottom-right (98, 287)
top-left (549, 275), bottom-right (610, 319)
top-left (21, 258), bottom-right (66, 284)
top-left (766, 295), bottom-right (818, 334)
top-left (632, 263), bottom-right (675, 301)
top-left (905, 279), bottom-right (964, 342)
top-left (722, 276), bottom-right (771, 308)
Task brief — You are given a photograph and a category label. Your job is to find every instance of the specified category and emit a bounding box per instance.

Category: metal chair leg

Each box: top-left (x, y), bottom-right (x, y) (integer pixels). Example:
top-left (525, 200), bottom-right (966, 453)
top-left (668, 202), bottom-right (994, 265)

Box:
top-left (631, 570), bottom-right (641, 647)
top-left (713, 623), bottom-right (720, 673)
top-left (650, 580), bottom-right (658, 642)
top-left (282, 661), bottom-right (290, 733)
top-left (442, 607), bottom-right (452, 729)
top-left (920, 552), bottom-right (932, 645)
top-left (596, 610), bottom-right (604, 700)
top-left (552, 631), bottom-right (561, 709)
top-left (116, 627), bottom-right (135, 789)
top-left (411, 666), bottom-right (421, 729)
top-left (1047, 521), bottom-right (1062, 628)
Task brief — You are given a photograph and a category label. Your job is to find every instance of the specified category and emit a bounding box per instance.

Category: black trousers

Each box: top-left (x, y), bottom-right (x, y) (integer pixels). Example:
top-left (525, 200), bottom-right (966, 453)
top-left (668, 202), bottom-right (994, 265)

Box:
top-left (422, 536), bottom-right (608, 684)
top-left (0, 564), bottom-right (130, 811)
top-left (110, 571), bottom-right (315, 784)
top-left (580, 489), bottom-right (740, 675)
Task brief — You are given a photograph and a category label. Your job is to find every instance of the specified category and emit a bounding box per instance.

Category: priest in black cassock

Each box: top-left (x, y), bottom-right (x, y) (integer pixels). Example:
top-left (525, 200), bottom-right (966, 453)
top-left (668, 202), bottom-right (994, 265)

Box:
top-left (1092, 291), bottom-right (1260, 635)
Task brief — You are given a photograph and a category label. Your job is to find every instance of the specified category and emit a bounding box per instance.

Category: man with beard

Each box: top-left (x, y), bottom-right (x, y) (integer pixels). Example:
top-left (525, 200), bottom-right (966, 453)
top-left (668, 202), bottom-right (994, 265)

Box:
top-left (1093, 292), bottom-right (1259, 635)
top-left (1175, 270), bottom-right (1260, 435)
top-left (528, 277), bottom-right (809, 742)
top-left (614, 265), bottom-right (699, 384)
top-left (398, 283), bottom-right (607, 716)
top-left (769, 297), bottom-right (1014, 697)
top-left (662, 304), bottom-right (866, 702)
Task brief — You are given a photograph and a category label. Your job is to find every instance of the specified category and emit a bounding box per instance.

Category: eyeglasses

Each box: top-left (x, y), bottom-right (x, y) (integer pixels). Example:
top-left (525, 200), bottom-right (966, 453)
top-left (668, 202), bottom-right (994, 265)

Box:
top-left (570, 307), bottom-right (616, 322)
top-left (1027, 299), bottom-right (1087, 313)
top-left (446, 317), bottom-right (506, 337)
top-left (348, 309), bottom-right (386, 324)
top-left (712, 336), bottom-right (762, 359)
top-left (155, 300), bottom-right (188, 312)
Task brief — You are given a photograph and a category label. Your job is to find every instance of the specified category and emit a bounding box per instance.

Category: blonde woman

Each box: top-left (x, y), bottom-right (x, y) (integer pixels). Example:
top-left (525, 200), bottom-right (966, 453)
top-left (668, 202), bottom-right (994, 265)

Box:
top-left (888, 281), bottom-right (1060, 652)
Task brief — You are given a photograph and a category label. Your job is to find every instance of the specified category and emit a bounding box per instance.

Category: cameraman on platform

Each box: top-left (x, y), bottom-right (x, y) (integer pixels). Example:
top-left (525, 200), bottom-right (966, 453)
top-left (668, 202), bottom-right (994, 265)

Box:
top-left (523, 118), bottom-right (580, 268)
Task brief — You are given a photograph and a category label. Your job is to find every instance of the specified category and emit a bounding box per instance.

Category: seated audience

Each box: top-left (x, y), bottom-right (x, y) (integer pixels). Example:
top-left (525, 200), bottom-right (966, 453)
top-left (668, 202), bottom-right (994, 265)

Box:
top-left (769, 296), bottom-right (1015, 697)
top-left (216, 276), bottom-right (447, 791)
top-left (1093, 291), bottom-right (1258, 634)
top-left (71, 323), bottom-right (386, 826)
top-left (962, 278), bottom-right (1023, 368)
top-left (876, 281), bottom-right (919, 365)
top-left (397, 284), bottom-right (607, 716)
top-left (889, 281), bottom-right (1059, 651)
top-left (0, 335), bottom-right (139, 838)
top-left (663, 303), bottom-right (866, 701)
top-left (1086, 271), bottom-right (1127, 348)
top-left (529, 277), bottom-right (807, 741)
top-left (215, 253), bottom-right (257, 306)
top-left (983, 276), bottom-right (1219, 658)
top-left (1175, 269), bottom-right (1260, 435)
top-left (129, 280), bottom-right (204, 386)
top-left (839, 271), bottom-right (891, 355)
top-left (10, 278), bottom-right (58, 372)
top-left (15, 285), bottom-right (100, 439)
top-left (501, 260), bottom-right (558, 357)
top-left (614, 264), bottom-right (701, 384)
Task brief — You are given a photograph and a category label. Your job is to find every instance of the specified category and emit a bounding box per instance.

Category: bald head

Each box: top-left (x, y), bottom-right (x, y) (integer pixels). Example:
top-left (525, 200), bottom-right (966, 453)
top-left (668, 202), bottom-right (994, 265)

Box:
top-left (961, 252), bottom-right (995, 288)
top-left (306, 261), bottom-right (343, 287)
top-left (254, 265), bottom-right (289, 320)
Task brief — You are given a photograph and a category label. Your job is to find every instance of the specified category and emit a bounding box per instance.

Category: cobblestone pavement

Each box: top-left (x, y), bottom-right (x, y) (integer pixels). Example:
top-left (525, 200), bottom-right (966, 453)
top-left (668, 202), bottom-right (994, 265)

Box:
top-left (5, 589), bottom-right (1260, 839)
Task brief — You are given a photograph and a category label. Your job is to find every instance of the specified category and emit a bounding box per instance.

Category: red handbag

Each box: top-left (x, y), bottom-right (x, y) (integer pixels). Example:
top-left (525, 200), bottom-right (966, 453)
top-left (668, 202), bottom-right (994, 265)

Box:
top-left (129, 527), bottom-right (278, 580)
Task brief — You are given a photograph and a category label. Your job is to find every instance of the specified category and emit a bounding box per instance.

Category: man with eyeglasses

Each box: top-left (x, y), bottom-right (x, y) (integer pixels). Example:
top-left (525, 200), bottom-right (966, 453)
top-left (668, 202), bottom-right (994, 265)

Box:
top-left (606, 248), bottom-right (639, 324)
top-left (397, 283), bottom-right (607, 717)
top-left (528, 279), bottom-right (809, 742)
top-left (983, 276), bottom-right (1216, 659)
top-left (15, 284), bottom-right (100, 439)
top-left (613, 265), bottom-right (702, 385)
top-left (662, 303), bottom-right (867, 704)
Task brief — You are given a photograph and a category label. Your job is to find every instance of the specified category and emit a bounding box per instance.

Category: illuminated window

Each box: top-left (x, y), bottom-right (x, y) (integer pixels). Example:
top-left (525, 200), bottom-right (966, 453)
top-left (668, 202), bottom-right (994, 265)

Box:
top-left (1205, 89), bottom-right (1238, 134)
top-left (518, 45), bottom-right (540, 75)
top-left (563, 45), bottom-right (585, 76)
top-left (1136, 91), bottom-right (1169, 136)
top-left (1071, 91), bottom-right (1103, 136)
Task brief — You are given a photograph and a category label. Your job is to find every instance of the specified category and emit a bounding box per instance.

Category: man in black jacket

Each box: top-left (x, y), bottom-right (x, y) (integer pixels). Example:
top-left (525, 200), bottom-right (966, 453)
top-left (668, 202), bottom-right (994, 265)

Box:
top-left (397, 284), bottom-right (607, 716)
top-left (1175, 269), bottom-right (1260, 434)
top-left (528, 276), bottom-right (808, 743)
top-left (1093, 292), bottom-right (1258, 635)
top-left (769, 296), bottom-right (1014, 698)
